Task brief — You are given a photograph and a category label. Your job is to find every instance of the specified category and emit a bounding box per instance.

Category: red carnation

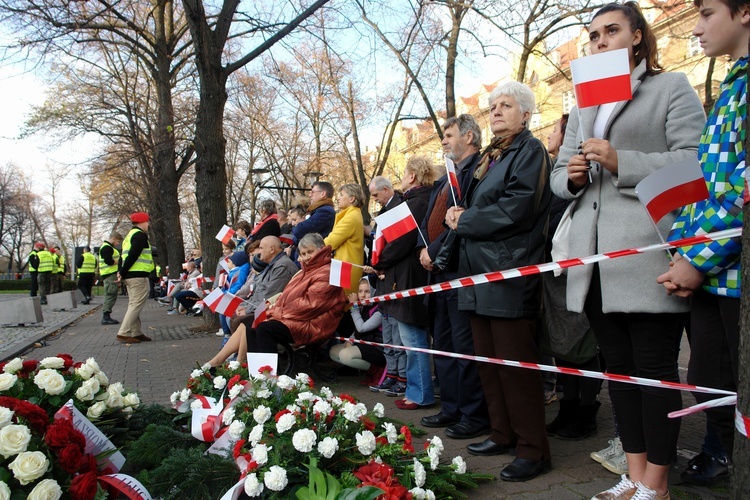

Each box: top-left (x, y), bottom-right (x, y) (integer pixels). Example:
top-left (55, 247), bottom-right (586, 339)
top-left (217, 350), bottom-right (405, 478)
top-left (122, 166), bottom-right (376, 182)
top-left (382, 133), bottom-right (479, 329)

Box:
top-left (232, 439), bottom-right (247, 460)
top-left (227, 374), bottom-right (242, 390)
top-left (361, 417), bottom-right (376, 431)
top-left (58, 443), bottom-right (85, 474)
top-left (376, 436), bottom-right (388, 446)
top-left (69, 470), bottom-right (98, 500)
top-left (307, 377), bottom-right (315, 389)
top-left (339, 393), bottom-right (356, 404)
top-left (258, 365), bottom-right (273, 374)
top-left (274, 409), bottom-right (291, 422)
top-left (353, 460), bottom-right (395, 486)
top-left (0, 397), bottom-right (49, 433)
top-left (400, 426), bottom-right (412, 446)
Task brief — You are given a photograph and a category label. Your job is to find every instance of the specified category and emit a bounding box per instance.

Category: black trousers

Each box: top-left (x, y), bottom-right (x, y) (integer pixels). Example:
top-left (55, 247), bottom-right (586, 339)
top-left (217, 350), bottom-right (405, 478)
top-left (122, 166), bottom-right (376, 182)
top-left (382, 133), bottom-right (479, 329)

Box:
top-left (585, 266), bottom-right (682, 465)
top-left (432, 284), bottom-right (489, 427)
top-left (78, 273), bottom-right (95, 299)
top-left (689, 290), bottom-right (739, 460)
top-left (30, 272), bottom-right (38, 297)
top-left (247, 320), bottom-right (293, 353)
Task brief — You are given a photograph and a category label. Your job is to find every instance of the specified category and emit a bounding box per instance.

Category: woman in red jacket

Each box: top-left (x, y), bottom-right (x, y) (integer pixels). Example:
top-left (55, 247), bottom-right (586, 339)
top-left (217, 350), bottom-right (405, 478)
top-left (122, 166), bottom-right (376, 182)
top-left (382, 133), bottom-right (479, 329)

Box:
top-left (205, 233), bottom-right (347, 367)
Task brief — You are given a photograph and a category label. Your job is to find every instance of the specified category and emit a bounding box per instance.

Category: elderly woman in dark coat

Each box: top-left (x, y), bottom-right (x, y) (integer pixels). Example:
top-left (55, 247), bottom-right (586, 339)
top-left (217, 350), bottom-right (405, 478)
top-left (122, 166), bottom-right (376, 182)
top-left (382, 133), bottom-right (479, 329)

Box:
top-left (442, 81), bottom-right (552, 482)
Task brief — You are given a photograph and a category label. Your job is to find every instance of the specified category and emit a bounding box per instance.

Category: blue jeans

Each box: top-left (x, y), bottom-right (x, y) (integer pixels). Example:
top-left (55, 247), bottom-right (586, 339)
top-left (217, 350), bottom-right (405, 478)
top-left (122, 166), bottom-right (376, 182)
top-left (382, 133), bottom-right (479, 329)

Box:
top-left (220, 314), bottom-right (231, 335)
top-left (397, 320), bottom-right (434, 406)
top-left (382, 314), bottom-right (406, 378)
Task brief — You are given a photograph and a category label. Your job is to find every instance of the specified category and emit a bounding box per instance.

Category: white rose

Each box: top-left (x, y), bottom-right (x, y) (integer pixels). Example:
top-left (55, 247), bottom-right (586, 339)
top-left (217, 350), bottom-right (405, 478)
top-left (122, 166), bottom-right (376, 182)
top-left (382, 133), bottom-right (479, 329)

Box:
top-left (317, 436), bottom-right (339, 459)
top-left (75, 384), bottom-right (96, 402)
top-left (27, 478), bottom-right (62, 500)
top-left (0, 480), bottom-right (9, 500)
top-left (180, 388), bottom-right (191, 402)
top-left (108, 382), bottom-right (124, 395)
top-left (228, 420), bottom-right (246, 440)
top-left (275, 375), bottom-right (295, 390)
top-left (413, 458), bottom-right (426, 487)
top-left (452, 456), bottom-right (467, 474)
top-left (40, 357), bottom-right (65, 369)
top-left (106, 392), bottom-right (124, 409)
top-left (8, 451), bottom-right (49, 485)
top-left (228, 361), bottom-right (241, 371)
top-left (355, 430), bottom-right (376, 456)
top-left (33, 369), bottom-right (66, 396)
top-left (275, 413), bottom-right (296, 434)
top-left (123, 393), bottom-right (141, 407)
top-left (0, 407), bottom-right (13, 429)
top-left (213, 376), bottom-right (227, 390)
top-left (263, 465), bottom-right (288, 491)
top-left (190, 369), bottom-right (203, 379)
top-left (0, 373), bottom-right (17, 391)
top-left (95, 371), bottom-right (109, 387)
top-left (253, 406), bottom-right (271, 425)
top-left (247, 424), bottom-right (264, 446)
top-left (0, 424), bottom-right (31, 458)
top-left (373, 402), bottom-right (385, 418)
top-left (3, 358), bottom-right (22, 374)
top-left (251, 443), bottom-right (270, 466)
top-left (84, 358), bottom-right (100, 372)
top-left (86, 401), bottom-right (107, 419)
top-left (222, 407), bottom-right (236, 426)
top-left (228, 385), bottom-right (243, 400)
top-left (243, 473), bottom-right (264, 497)
top-left (292, 429), bottom-right (317, 453)
top-left (75, 364), bottom-right (95, 380)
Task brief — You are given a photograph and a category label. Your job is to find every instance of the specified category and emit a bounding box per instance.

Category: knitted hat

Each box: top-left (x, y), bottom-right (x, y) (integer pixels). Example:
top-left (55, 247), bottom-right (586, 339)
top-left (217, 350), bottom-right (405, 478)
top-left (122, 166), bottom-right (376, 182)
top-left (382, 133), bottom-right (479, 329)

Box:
top-left (130, 212), bottom-right (150, 223)
top-left (34, 242), bottom-right (45, 249)
top-left (229, 251), bottom-right (249, 267)
top-left (251, 255), bottom-right (268, 273)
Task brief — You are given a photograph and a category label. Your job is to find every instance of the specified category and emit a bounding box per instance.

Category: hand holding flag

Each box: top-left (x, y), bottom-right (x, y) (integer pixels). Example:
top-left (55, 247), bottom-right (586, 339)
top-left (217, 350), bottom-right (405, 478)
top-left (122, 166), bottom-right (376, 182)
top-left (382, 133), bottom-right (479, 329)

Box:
top-left (329, 259), bottom-right (354, 288)
top-left (203, 288), bottom-right (244, 317)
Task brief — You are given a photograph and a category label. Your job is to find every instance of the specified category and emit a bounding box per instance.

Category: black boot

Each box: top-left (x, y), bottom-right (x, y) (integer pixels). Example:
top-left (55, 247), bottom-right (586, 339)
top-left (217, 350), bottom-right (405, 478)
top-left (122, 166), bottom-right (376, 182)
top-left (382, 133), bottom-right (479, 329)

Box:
top-left (546, 398), bottom-right (579, 436)
top-left (556, 401), bottom-right (601, 440)
top-left (101, 313), bottom-right (119, 325)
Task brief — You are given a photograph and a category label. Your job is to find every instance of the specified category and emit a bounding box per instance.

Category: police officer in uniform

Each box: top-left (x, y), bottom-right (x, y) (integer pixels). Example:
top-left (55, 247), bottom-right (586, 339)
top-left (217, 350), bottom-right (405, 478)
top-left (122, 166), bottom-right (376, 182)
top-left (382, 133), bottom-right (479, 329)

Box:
top-left (117, 213), bottom-right (154, 342)
top-left (99, 232), bottom-right (123, 325)
top-left (37, 245), bottom-right (54, 304)
top-left (28, 242), bottom-right (44, 297)
top-left (76, 246), bottom-right (96, 304)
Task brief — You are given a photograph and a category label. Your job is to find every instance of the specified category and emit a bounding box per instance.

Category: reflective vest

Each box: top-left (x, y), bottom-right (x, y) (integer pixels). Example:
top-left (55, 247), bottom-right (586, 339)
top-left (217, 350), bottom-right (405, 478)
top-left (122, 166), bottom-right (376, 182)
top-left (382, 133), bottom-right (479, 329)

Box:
top-left (98, 242), bottom-right (120, 276)
top-left (37, 250), bottom-right (54, 273)
top-left (57, 254), bottom-right (66, 274)
top-left (121, 228), bottom-right (154, 273)
top-left (80, 252), bottom-right (96, 274)
top-left (28, 250), bottom-right (38, 272)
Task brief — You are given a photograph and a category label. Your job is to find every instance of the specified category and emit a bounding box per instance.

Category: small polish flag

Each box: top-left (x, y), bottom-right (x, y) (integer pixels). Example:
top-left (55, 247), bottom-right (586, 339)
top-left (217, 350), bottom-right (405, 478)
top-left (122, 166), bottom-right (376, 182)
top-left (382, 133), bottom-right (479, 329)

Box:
top-left (203, 288), bottom-right (244, 317)
top-left (329, 259), bottom-right (353, 288)
top-left (371, 226), bottom-right (385, 266)
top-left (218, 257), bottom-right (231, 272)
top-left (570, 48), bottom-right (632, 109)
top-left (218, 274), bottom-right (227, 288)
top-left (279, 234), bottom-right (294, 246)
top-left (635, 158), bottom-right (709, 223)
top-left (167, 280), bottom-right (176, 296)
top-left (215, 225), bottom-right (236, 245)
top-left (374, 203), bottom-right (418, 243)
top-left (445, 157), bottom-right (461, 200)
top-left (252, 301), bottom-right (267, 329)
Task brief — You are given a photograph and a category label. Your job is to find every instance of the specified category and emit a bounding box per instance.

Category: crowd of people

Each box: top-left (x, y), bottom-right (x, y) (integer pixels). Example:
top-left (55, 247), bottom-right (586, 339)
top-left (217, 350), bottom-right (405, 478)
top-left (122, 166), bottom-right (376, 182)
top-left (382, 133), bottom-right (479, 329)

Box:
top-left (23, 1), bottom-right (746, 497)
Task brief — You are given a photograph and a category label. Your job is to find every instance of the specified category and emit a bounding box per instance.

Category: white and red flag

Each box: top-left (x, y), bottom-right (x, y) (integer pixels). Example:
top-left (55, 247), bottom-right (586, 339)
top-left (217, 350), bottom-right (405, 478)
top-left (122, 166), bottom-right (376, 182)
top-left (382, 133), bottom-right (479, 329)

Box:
top-left (635, 158), bottom-right (709, 224)
top-left (218, 256), bottom-right (231, 272)
top-left (374, 203), bottom-right (418, 243)
top-left (215, 225), bottom-right (236, 245)
top-left (371, 226), bottom-right (385, 266)
top-left (570, 48), bottom-right (632, 108)
top-left (329, 259), bottom-right (353, 288)
top-left (167, 280), bottom-right (177, 296)
top-left (279, 234), bottom-right (294, 246)
top-left (203, 288), bottom-right (243, 317)
top-left (252, 301), bottom-right (267, 329)
top-left (445, 157), bottom-right (461, 201)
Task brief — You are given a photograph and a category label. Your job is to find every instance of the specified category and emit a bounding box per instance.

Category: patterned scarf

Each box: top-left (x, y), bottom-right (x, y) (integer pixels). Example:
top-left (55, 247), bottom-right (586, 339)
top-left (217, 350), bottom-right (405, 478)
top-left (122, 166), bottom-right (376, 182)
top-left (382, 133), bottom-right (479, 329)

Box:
top-left (473, 133), bottom-right (520, 181)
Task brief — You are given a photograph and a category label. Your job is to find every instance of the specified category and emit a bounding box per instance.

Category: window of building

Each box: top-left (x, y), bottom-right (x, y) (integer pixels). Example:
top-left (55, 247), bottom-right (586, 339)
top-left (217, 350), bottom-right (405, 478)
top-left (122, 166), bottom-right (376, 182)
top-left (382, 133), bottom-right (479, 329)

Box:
top-left (530, 113), bottom-right (541, 130)
top-left (562, 90), bottom-right (575, 114)
top-left (687, 36), bottom-right (702, 57)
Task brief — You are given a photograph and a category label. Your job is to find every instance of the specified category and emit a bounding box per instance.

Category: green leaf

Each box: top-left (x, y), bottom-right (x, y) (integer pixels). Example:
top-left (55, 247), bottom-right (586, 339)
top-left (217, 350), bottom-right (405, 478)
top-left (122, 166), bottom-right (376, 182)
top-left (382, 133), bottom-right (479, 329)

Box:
top-left (335, 486), bottom-right (385, 500)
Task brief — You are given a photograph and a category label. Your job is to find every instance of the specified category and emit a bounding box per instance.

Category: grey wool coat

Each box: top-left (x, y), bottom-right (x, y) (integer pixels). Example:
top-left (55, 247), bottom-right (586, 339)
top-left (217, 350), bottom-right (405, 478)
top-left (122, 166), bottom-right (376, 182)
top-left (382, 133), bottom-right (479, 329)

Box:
top-left (549, 60), bottom-right (705, 314)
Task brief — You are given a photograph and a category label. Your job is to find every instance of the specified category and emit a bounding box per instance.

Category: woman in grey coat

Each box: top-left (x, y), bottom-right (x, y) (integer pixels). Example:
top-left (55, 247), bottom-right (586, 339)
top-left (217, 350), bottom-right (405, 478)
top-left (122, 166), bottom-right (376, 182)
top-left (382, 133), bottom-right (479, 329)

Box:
top-left (549, 3), bottom-right (705, 499)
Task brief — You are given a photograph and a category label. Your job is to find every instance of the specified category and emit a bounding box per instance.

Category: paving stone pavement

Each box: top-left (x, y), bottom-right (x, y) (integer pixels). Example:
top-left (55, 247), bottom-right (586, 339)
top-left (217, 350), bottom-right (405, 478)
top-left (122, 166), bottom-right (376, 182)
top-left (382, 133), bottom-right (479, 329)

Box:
top-left (1, 295), bottom-right (732, 499)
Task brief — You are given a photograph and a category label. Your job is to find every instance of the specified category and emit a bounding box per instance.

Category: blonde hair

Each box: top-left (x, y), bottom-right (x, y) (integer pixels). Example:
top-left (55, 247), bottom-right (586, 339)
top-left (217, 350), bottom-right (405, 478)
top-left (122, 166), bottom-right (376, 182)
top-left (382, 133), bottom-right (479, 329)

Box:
top-left (405, 155), bottom-right (438, 187)
top-left (339, 184), bottom-right (365, 208)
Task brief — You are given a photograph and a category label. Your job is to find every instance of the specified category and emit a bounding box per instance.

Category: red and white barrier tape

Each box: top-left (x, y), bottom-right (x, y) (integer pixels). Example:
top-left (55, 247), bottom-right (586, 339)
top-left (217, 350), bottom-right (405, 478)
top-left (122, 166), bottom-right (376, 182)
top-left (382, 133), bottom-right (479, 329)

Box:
top-left (737, 408), bottom-right (750, 437)
top-left (355, 228), bottom-right (742, 306)
top-left (668, 396), bottom-right (737, 418)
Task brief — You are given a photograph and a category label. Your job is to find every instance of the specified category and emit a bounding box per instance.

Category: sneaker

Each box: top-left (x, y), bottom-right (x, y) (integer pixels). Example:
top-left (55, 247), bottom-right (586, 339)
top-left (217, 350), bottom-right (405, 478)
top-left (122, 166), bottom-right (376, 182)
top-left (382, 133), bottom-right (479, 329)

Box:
top-left (591, 475), bottom-right (636, 500)
top-left (215, 329), bottom-right (225, 337)
top-left (544, 390), bottom-right (558, 405)
top-left (167, 309), bottom-right (179, 315)
top-left (384, 381), bottom-right (406, 397)
top-left (592, 437), bottom-right (623, 464)
top-left (158, 297), bottom-right (171, 304)
top-left (369, 377), bottom-right (397, 393)
top-left (680, 452), bottom-right (729, 485)
top-left (630, 482), bottom-right (670, 500)
top-left (602, 449), bottom-right (629, 475)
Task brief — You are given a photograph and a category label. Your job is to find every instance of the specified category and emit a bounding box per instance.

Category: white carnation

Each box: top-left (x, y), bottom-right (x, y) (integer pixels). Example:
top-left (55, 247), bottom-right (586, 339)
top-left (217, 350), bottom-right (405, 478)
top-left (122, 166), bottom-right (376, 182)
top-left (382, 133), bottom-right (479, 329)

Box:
top-left (428, 447), bottom-right (440, 470)
top-left (410, 487), bottom-right (426, 499)
top-left (295, 372), bottom-right (310, 387)
top-left (0, 424), bottom-right (31, 458)
top-left (190, 400), bottom-right (203, 410)
top-left (276, 375), bottom-right (295, 390)
top-left (222, 407), bottom-right (236, 425)
top-left (0, 373), bottom-right (17, 391)
top-left (296, 391), bottom-right (316, 403)
top-left (312, 400), bottom-right (332, 416)
top-left (452, 456), bottom-right (467, 474)
top-left (213, 376), bottom-right (227, 390)
top-left (190, 369), bottom-right (203, 379)
top-left (413, 458), bottom-right (426, 487)
top-left (263, 465), bottom-right (288, 491)
top-left (243, 472), bottom-right (264, 497)
top-left (286, 404), bottom-right (301, 414)
top-left (170, 391), bottom-right (180, 404)
top-left (355, 430), bottom-right (376, 455)
top-left (251, 443), bottom-right (270, 466)
top-left (228, 360), bottom-right (241, 370)
top-left (429, 436), bottom-right (444, 453)
top-left (292, 429), bottom-right (317, 453)
top-left (256, 388), bottom-right (272, 399)
top-left (317, 436), bottom-right (339, 459)
top-left (247, 424), bottom-right (264, 446)
top-left (179, 388), bottom-right (191, 402)
top-left (275, 413), bottom-right (296, 434)
top-left (0, 407), bottom-right (13, 429)
top-left (425, 490), bottom-right (436, 500)
top-left (228, 384), bottom-right (243, 400)
top-left (86, 401), bottom-right (107, 419)
top-left (319, 386), bottom-right (333, 399)
top-left (27, 478), bottom-right (62, 500)
top-left (228, 420), bottom-right (246, 440)
top-left (8, 451), bottom-right (49, 485)
top-left (2, 358), bottom-right (22, 374)
top-left (383, 422), bottom-right (398, 444)
top-left (373, 402), bottom-right (385, 418)
top-left (40, 357), bottom-right (65, 369)
top-left (342, 402), bottom-right (367, 422)
top-left (253, 405), bottom-right (271, 425)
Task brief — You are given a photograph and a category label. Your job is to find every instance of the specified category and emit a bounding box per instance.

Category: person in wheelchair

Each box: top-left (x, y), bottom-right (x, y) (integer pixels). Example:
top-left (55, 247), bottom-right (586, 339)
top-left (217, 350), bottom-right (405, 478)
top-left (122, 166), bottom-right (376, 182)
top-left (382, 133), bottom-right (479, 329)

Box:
top-left (205, 233), bottom-right (348, 368)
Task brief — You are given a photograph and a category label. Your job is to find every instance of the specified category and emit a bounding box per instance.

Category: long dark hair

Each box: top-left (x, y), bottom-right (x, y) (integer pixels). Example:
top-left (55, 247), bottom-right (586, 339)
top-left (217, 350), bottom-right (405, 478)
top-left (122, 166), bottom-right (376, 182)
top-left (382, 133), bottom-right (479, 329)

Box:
top-left (591, 2), bottom-right (663, 75)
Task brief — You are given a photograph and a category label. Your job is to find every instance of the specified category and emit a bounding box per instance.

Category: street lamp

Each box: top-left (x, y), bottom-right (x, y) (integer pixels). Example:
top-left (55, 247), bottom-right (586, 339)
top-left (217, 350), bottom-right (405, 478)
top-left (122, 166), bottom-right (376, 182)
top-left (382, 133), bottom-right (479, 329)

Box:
top-left (303, 171), bottom-right (322, 186)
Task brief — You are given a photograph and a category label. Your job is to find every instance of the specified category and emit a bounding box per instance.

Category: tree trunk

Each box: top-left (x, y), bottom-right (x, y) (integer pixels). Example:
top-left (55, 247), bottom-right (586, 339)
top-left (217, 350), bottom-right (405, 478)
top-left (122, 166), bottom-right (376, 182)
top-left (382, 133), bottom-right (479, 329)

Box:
top-left (732, 41), bottom-right (749, 496)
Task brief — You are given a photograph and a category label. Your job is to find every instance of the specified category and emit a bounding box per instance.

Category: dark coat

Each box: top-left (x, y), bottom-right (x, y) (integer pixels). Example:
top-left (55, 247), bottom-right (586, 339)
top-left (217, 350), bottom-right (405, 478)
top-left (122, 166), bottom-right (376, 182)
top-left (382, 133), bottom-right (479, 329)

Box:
top-left (374, 186), bottom-right (431, 326)
top-left (292, 202), bottom-right (335, 243)
top-left (249, 216), bottom-right (281, 243)
top-left (454, 128), bottom-right (551, 319)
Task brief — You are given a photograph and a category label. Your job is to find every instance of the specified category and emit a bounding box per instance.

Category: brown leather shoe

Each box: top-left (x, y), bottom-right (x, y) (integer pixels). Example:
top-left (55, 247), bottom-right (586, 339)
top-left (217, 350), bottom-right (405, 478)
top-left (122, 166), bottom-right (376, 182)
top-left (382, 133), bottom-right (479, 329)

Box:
top-left (116, 335), bottom-right (140, 343)
top-left (134, 335), bottom-right (152, 342)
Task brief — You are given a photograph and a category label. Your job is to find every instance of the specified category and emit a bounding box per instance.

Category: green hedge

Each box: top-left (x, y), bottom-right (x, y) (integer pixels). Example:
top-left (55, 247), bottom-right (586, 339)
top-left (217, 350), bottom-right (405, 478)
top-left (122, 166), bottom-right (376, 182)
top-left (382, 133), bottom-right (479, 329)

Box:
top-left (0, 279), bottom-right (78, 291)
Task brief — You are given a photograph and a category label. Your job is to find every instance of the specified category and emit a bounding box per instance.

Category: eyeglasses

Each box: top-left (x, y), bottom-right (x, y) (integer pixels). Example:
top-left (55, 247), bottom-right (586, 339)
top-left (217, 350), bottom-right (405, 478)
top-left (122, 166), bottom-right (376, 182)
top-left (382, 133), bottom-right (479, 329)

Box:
top-left (310, 189), bottom-right (323, 194)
